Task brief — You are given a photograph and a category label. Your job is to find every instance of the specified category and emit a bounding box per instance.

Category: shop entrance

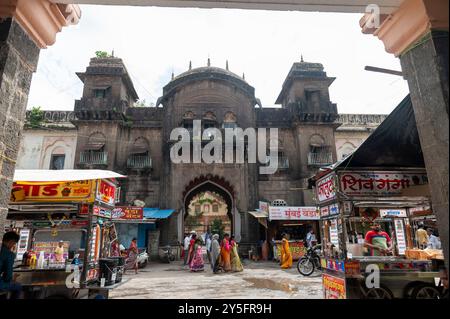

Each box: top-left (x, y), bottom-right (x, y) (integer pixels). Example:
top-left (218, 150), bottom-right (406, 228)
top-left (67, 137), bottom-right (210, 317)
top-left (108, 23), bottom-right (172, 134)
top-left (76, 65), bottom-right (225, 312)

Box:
top-left (183, 181), bottom-right (234, 237)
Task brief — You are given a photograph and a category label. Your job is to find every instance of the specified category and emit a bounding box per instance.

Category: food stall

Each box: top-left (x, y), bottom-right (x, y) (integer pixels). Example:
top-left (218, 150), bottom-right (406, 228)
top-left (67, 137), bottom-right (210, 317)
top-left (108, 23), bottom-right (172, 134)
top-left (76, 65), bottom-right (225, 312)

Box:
top-left (6, 169), bottom-right (126, 299)
top-left (311, 95), bottom-right (445, 299)
top-left (267, 206), bottom-right (320, 261)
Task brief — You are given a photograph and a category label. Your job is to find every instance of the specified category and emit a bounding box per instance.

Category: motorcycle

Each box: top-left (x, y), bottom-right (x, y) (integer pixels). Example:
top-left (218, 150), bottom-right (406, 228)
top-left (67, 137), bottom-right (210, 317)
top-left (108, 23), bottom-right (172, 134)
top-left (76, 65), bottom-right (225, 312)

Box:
top-left (161, 245), bottom-right (176, 263)
top-left (297, 244), bottom-right (322, 276)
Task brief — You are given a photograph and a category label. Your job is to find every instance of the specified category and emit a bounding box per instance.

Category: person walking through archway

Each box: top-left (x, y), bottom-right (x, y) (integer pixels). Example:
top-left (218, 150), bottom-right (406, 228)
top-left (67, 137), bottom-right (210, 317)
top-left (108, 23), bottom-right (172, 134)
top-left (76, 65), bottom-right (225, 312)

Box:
top-left (219, 233), bottom-right (231, 272)
top-left (280, 233), bottom-right (293, 269)
top-left (230, 236), bottom-right (243, 272)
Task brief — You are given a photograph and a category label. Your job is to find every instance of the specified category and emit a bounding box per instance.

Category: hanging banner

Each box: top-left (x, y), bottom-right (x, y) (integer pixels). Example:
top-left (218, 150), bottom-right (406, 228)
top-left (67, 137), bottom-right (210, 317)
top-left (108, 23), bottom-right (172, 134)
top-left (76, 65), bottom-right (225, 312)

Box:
top-left (323, 274), bottom-right (346, 299)
top-left (96, 179), bottom-right (116, 206)
top-left (10, 180), bottom-right (95, 203)
top-left (112, 207), bottom-right (143, 220)
top-left (394, 219), bottom-right (407, 255)
top-left (269, 206), bottom-right (319, 221)
top-left (316, 173), bottom-right (337, 203)
top-left (258, 201), bottom-right (269, 214)
top-left (329, 219), bottom-right (339, 249)
top-left (339, 171), bottom-right (428, 197)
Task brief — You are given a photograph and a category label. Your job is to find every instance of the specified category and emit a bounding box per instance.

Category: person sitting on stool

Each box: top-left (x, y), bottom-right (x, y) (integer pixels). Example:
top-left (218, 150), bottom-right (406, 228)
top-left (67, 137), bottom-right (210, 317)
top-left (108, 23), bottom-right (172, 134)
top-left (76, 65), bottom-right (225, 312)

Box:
top-left (0, 231), bottom-right (23, 299)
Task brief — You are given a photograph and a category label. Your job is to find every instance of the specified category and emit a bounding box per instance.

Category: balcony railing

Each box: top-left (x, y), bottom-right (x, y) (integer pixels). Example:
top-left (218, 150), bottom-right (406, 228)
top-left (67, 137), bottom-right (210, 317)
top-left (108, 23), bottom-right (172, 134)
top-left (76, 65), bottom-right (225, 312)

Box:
top-left (79, 151), bottom-right (108, 165)
top-left (127, 155), bottom-right (152, 169)
top-left (308, 152), bottom-right (333, 166)
top-left (278, 158), bottom-right (289, 169)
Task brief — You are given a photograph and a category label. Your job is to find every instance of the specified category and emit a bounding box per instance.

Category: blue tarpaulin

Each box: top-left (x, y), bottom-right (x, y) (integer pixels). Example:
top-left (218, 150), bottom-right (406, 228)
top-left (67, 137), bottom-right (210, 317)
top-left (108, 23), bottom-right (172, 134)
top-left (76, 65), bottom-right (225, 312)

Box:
top-left (143, 208), bottom-right (175, 219)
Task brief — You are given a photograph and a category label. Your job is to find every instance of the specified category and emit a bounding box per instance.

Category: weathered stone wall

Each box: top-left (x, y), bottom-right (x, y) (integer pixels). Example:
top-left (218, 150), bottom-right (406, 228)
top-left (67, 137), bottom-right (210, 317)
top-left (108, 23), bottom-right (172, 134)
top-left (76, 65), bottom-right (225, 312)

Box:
top-left (400, 31), bottom-right (449, 270)
top-left (0, 18), bottom-right (39, 238)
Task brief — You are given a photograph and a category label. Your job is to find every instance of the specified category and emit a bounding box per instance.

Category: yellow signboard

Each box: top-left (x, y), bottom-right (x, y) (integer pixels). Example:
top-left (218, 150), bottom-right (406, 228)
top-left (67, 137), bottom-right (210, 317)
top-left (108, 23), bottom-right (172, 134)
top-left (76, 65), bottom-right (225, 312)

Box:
top-left (10, 180), bottom-right (96, 203)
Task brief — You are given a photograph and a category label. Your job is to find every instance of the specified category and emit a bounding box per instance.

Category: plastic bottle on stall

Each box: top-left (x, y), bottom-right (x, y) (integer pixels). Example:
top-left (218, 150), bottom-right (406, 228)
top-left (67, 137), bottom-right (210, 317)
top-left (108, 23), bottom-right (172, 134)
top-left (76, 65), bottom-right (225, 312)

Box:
top-left (37, 251), bottom-right (45, 269)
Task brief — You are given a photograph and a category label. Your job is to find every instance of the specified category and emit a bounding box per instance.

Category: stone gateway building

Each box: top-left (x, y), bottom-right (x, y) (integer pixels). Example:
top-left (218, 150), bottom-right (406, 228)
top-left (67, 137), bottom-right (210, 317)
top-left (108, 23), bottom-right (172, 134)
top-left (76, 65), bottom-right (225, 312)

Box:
top-left (14, 56), bottom-right (390, 254)
top-left (69, 56), bottom-right (343, 250)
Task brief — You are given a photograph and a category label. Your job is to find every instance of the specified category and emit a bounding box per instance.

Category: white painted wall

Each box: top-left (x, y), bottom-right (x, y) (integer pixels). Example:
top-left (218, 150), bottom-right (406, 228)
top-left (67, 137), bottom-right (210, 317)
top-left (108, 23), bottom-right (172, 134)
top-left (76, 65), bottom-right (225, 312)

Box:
top-left (16, 129), bottom-right (78, 169)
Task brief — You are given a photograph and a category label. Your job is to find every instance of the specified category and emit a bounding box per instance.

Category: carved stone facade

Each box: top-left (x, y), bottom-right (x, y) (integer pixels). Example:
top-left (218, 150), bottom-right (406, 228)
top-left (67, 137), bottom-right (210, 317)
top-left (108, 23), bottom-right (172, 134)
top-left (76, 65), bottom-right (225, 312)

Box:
top-left (15, 56), bottom-right (387, 248)
top-left (335, 113), bottom-right (388, 160)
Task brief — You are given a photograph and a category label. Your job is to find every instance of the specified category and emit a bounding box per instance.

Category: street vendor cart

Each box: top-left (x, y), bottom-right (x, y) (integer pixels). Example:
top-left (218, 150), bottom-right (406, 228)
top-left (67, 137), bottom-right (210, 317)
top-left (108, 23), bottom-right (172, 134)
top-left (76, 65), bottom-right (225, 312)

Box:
top-left (6, 169), bottom-right (128, 299)
top-left (310, 96), bottom-right (446, 299)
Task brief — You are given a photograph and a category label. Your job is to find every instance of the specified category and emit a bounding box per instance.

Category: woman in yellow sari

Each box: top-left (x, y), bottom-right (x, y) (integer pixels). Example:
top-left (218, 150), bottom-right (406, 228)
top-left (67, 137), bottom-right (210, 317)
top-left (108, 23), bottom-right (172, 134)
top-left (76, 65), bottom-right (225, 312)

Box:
top-left (230, 236), bottom-right (243, 272)
top-left (280, 233), bottom-right (293, 269)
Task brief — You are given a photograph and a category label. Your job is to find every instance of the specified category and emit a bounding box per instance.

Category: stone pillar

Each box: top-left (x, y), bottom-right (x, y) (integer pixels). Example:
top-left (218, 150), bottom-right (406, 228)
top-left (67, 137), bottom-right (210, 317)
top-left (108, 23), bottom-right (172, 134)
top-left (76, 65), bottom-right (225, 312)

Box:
top-left (0, 18), bottom-right (40, 238)
top-left (400, 31), bottom-right (449, 270)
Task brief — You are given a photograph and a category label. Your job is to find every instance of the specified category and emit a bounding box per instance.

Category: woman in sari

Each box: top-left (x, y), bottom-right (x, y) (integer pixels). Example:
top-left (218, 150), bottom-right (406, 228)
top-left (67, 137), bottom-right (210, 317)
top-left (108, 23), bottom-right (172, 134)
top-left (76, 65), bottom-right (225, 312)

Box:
top-left (219, 233), bottom-right (232, 272)
top-left (211, 234), bottom-right (221, 273)
top-left (187, 234), bottom-right (197, 266)
top-left (280, 233), bottom-right (293, 269)
top-left (230, 236), bottom-right (243, 272)
top-left (124, 238), bottom-right (138, 274)
top-left (189, 238), bottom-right (205, 272)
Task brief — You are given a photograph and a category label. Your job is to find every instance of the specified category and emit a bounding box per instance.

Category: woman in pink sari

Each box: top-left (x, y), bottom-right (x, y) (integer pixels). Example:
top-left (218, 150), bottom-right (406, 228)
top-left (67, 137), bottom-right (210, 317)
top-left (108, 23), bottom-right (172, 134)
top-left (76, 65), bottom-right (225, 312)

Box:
top-left (189, 238), bottom-right (205, 272)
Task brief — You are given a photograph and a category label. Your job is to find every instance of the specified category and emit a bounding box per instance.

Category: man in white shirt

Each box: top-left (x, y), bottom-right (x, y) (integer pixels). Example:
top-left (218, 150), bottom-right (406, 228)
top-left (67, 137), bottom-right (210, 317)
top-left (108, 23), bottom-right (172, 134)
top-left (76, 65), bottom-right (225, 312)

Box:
top-left (306, 229), bottom-right (317, 248)
top-left (183, 233), bottom-right (191, 265)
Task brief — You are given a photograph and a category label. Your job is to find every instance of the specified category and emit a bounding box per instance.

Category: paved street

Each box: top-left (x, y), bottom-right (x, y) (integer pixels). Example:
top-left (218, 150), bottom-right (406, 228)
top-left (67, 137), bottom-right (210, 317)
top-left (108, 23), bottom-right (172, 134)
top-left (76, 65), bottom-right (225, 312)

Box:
top-left (110, 260), bottom-right (323, 299)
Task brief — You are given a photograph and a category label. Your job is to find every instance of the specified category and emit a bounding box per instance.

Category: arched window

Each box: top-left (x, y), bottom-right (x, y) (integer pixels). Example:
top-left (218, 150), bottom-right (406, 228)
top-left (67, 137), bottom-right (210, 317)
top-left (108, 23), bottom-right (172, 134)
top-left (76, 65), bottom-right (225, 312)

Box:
top-left (86, 132), bottom-right (106, 151)
top-left (127, 137), bottom-right (152, 169)
top-left (308, 134), bottom-right (332, 166)
top-left (203, 111), bottom-right (217, 130)
top-left (50, 146), bottom-right (65, 170)
top-left (80, 132), bottom-right (107, 165)
top-left (223, 112), bottom-right (237, 129)
top-left (339, 142), bottom-right (356, 160)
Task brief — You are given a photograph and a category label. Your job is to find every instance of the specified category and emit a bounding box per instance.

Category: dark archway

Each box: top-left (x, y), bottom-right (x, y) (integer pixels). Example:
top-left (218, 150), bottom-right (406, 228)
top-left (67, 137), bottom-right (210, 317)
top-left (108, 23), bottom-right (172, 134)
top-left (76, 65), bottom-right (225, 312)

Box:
top-left (183, 177), bottom-right (234, 236)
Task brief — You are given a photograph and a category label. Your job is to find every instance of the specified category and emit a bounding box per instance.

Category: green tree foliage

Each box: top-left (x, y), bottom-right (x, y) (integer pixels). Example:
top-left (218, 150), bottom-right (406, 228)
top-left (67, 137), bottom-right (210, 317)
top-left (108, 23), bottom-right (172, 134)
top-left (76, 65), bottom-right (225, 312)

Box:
top-left (211, 218), bottom-right (225, 239)
top-left (28, 106), bottom-right (44, 128)
top-left (95, 51), bottom-right (111, 58)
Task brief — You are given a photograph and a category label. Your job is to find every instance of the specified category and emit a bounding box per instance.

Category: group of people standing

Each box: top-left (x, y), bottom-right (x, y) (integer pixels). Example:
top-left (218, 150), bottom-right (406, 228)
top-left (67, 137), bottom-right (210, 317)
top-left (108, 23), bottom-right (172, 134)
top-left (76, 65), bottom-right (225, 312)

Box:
top-left (183, 232), bottom-right (243, 273)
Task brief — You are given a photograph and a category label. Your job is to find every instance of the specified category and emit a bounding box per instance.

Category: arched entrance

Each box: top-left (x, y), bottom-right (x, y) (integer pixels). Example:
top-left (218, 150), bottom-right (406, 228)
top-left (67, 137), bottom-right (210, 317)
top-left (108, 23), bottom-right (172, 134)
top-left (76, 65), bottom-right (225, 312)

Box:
top-left (182, 175), bottom-right (235, 237)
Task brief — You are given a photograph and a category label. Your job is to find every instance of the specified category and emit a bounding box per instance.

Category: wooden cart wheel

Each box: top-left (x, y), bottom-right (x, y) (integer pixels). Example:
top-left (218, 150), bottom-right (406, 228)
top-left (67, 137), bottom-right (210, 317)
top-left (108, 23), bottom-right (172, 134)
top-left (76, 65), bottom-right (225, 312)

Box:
top-left (411, 284), bottom-right (442, 299)
top-left (364, 286), bottom-right (394, 299)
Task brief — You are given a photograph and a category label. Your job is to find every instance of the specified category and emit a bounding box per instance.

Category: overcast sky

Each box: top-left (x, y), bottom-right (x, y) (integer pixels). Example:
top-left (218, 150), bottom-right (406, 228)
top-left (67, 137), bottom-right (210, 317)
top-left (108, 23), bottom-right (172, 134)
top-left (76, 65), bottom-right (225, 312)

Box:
top-left (27, 5), bottom-right (409, 114)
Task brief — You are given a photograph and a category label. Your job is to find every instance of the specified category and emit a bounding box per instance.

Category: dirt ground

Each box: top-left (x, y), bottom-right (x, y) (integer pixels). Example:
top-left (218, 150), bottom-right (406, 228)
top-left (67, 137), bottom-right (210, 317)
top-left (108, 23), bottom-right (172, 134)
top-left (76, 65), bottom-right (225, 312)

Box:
top-left (109, 260), bottom-right (323, 299)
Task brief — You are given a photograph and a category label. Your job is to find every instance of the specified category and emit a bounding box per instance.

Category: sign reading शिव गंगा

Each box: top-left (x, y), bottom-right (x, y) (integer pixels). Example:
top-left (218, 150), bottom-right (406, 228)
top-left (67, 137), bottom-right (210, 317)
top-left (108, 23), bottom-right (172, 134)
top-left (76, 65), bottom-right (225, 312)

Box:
top-left (339, 171), bottom-right (428, 196)
top-left (269, 206), bottom-right (319, 220)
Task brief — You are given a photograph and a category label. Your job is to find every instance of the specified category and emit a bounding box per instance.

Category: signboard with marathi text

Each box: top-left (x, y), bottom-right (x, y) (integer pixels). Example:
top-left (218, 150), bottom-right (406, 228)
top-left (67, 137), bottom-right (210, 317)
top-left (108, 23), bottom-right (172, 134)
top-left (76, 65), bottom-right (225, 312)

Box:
top-left (394, 219), bottom-right (407, 255)
top-left (316, 173), bottom-right (337, 203)
top-left (339, 171), bottom-right (428, 197)
top-left (96, 179), bottom-right (116, 206)
top-left (275, 241), bottom-right (307, 260)
top-left (323, 274), bottom-right (346, 299)
top-left (380, 208), bottom-right (407, 218)
top-left (112, 207), bottom-right (143, 220)
top-left (269, 206), bottom-right (319, 221)
top-left (10, 180), bottom-right (95, 203)
top-left (93, 205), bottom-right (112, 219)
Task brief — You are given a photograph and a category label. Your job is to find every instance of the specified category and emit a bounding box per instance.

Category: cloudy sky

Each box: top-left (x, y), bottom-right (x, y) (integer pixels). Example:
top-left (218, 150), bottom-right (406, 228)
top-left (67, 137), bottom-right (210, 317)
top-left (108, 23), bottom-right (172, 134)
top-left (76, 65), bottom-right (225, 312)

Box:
top-left (27, 5), bottom-right (409, 114)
